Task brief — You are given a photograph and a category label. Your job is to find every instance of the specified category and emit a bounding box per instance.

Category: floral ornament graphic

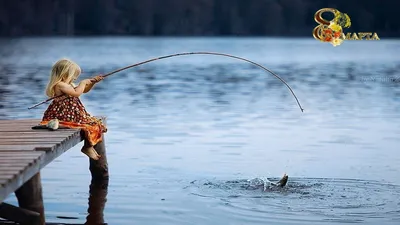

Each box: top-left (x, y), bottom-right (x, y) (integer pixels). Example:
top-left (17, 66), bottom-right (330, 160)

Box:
top-left (313, 8), bottom-right (352, 47)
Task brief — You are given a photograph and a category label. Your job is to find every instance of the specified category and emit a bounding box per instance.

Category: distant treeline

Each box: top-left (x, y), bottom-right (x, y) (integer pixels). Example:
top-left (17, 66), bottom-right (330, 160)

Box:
top-left (0, 0), bottom-right (398, 37)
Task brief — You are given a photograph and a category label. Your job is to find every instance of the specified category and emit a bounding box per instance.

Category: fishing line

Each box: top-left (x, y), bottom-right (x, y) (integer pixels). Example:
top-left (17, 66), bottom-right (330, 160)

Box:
top-left (28, 51), bottom-right (304, 112)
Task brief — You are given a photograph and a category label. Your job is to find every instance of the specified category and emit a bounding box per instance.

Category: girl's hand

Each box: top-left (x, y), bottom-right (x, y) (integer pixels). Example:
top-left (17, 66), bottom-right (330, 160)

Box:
top-left (91, 75), bottom-right (105, 83)
top-left (81, 79), bottom-right (92, 85)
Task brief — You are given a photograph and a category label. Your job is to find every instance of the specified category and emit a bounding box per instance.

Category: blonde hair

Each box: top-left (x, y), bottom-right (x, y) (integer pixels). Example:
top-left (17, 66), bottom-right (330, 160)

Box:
top-left (45, 58), bottom-right (81, 97)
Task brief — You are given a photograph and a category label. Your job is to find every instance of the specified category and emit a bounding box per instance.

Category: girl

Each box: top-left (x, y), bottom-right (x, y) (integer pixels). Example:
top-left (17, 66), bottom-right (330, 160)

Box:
top-left (40, 58), bottom-right (107, 160)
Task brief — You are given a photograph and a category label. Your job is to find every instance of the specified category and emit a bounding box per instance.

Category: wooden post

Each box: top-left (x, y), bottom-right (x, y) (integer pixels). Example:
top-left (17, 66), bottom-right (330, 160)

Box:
top-left (0, 202), bottom-right (40, 224)
top-left (90, 136), bottom-right (108, 180)
top-left (87, 117), bottom-right (108, 224)
top-left (85, 178), bottom-right (109, 224)
top-left (14, 173), bottom-right (45, 225)
top-left (90, 118), bottom-right (109, 180)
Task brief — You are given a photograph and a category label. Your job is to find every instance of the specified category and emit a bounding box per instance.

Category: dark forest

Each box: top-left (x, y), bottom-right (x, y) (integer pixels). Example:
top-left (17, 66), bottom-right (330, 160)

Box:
top-left (0, 0), bottom-right (398, 37)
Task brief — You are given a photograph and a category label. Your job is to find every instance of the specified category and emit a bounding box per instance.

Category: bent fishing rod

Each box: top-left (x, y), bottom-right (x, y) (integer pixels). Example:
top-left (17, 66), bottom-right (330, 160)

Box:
top-left (28, 51), bottom-right (304, 112)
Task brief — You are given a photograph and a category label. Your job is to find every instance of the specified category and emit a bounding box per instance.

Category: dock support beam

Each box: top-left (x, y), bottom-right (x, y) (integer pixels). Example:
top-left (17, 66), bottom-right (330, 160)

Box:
top-left (0, 202), bottom-right (40, 225)
top-left (14, 173), bottom-right (45, 225)
top-left (90, 133), bottom-right (109, 180)
top-left (87, 125), bottom-right (109, 223)
top-left (90, 117), bottom-right (108, 180)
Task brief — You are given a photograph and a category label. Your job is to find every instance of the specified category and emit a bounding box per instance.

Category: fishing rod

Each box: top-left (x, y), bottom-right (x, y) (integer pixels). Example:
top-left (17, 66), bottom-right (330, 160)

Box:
top-left (28, 51), bottom-right (304, 112)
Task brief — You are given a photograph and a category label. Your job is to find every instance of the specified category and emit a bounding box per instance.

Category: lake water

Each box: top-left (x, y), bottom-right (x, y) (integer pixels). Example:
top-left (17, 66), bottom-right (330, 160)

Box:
top-left (0, 37), bottom-right (400, 224)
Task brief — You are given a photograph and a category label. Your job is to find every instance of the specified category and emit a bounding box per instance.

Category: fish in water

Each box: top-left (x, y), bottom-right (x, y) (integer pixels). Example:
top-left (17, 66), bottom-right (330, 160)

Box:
top-left (246, 173), bottom-right (289, 191)
top-left (275, 173), bottom-right (288, 187)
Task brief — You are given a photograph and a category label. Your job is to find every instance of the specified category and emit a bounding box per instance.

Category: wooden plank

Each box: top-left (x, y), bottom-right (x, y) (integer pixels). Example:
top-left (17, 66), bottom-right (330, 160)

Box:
top-left (0, 124), bottom-right (40, 127)
top-left (0, 121), bottom-right (39, 124)
top-left (0, 140), bottom-right (63, 144)
top-left (1, 156), bottom-right (41, 160)
top-left (0, 117), bottom-right (102, 206)
top-left (0, 120), bottom-right (39, 122)
top-left (0, 157), bottom-right (40, 161)
top-left (0, 163), bottom-right (36, 168)
top-left (0, 134), bottom-right (80, 152)
top-left (0, 130), bottom-right (79, 134)
top-left (0, 130), bottom-right (77, 133)
top-left (0, 127), bottom-right (80, 152)
top-left (0, 154), bottom-right (46, 158)
top-left (0, 131), bottom-right (79, 136)
top-left (0, 122), bottom-right (40, 126)
top-left (0, 138), bottom-right (67, 142)
top-left (0, 124), bottom-right (39, 126)
top-left (0, 125), bottom-right (72, 129)
top-left (0, 125), bottom-right (42, 129)
top-left (0, 162), bottom-right (37, 168)
top-left (0, 142), bottom-right (62, 145)
top-left (0, 170), bottom-right (26, 175)
top-left (0, 135), bottom-right (77, 139)
top-left (0, 120), bottom-right (38, 123)
top-left (0, 145), bottom-right (53, 151)
top-left (0, 151), bottom-right (45, 187)
top-left (0, 151), bottom-right (47, 156)
top-left (0, 120), bottom-right (40, 123)
top-left (0, 221), bottom-right (98, 225)
top-left (0, 175), bottom-right (16, 182)
top-left (0, 125), bottom-right (75, 130)
top-left (0, 129), bottom-right (78, 132)
top-left (0, 156), bottom-right (41, 163)
top-left (0, 140), bottom-right (66, 145)
top-left (39, 131), bottom-right (83, 169)
top-left (0, 164), bottom-right (38, 170)
top-left (0, 157), bottom-right (45, 161)
top-left (0, 129), bottom-right (48, 132)
top-left (0, 151), bottom-right (44, 202)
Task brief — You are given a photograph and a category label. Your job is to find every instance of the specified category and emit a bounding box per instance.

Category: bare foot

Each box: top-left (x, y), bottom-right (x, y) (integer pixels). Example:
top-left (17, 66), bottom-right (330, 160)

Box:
top-left (81, 146), bottom-right (101, 160)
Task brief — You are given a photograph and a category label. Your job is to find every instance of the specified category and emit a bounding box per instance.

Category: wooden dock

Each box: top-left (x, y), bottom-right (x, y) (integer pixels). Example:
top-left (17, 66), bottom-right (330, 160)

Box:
top-left (0, 118), bottom-right (109, 225)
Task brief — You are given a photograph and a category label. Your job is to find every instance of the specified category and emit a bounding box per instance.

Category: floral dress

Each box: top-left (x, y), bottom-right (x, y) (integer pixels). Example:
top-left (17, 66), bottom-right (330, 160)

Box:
top-left (40, 95), bottom-right (107, 146)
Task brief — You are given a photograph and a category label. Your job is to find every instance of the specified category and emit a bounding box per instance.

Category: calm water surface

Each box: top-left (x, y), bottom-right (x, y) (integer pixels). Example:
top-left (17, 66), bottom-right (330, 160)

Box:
top-left (0, 37), bottom-right (400, 224)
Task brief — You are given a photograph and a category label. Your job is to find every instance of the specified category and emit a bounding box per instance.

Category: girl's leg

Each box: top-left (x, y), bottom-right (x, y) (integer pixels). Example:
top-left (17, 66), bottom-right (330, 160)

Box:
top-left (81, 139), bottom-right (101, 160)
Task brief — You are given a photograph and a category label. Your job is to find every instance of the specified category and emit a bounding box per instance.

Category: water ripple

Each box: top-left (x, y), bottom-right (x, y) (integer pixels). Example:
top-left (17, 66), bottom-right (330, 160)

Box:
top-left (188, 177), bottom-right (400, 224)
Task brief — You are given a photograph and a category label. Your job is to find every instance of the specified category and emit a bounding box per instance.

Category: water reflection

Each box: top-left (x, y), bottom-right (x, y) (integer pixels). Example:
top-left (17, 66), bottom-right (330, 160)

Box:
top-left (85, 178), bottom-right (108, 225)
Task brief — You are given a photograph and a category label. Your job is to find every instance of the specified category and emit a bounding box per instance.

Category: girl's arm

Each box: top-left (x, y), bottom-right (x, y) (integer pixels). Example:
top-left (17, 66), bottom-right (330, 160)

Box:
top-left (83, 82), bottom-right (95, 93)
top-left (84, 75), bottom-right (104, 93)
top-left (57, 80), bottom-right (91, 97)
